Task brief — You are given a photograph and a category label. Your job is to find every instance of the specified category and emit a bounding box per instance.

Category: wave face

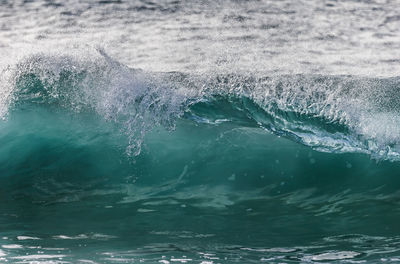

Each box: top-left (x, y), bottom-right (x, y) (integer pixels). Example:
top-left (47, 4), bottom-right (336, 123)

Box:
top-left (1, 50), bottom-right (400, 263)
top-left (4, 50), bottom-right (400, 159)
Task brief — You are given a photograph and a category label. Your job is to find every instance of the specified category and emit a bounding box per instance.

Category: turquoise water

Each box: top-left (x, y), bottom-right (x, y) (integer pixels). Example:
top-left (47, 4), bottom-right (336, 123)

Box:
top-left (1, 62), bottom-right (400, 262)
top-left (1, 0), bottom-right (400, 262)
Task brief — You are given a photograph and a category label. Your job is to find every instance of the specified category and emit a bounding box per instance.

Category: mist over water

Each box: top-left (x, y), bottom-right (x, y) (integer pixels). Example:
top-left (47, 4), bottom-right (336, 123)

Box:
top-left (1, 0), bottom-right (400, 263)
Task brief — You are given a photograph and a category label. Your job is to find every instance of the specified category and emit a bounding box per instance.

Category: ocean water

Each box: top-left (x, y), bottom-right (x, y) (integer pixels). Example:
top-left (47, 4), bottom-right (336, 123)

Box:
top-left (1, 0), bottom-right (400, 263)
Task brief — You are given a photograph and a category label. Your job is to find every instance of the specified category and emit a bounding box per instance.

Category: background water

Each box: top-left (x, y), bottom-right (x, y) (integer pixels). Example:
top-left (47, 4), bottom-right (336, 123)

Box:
top-left (1, 0), bottom-right (400, 263)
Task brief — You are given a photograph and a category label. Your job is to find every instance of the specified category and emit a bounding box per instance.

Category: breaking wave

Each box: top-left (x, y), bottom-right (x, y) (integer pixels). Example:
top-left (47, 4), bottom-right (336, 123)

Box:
top-left (2, 48), bottom-right (400, 160)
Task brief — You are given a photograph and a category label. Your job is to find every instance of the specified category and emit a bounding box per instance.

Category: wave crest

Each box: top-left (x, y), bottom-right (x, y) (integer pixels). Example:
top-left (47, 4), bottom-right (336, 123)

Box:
top-left (2, 48), bottom-right (400, 160)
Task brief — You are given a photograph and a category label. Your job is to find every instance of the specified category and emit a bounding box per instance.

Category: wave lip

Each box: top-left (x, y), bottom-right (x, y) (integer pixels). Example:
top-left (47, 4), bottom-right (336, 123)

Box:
top-left (190, 74), bottom-right (400, 161)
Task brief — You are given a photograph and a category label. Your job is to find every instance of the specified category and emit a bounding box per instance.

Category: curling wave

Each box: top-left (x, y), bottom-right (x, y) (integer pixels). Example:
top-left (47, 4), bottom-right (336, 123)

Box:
top-left (1, 49), bottom-right (400, 160)
top-left (3, 49), bottom-right (400, 264)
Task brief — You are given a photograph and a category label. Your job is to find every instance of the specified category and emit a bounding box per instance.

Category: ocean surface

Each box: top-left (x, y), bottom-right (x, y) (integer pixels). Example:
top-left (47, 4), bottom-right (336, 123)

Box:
top-left (1, 0), bottom-right (400, 263)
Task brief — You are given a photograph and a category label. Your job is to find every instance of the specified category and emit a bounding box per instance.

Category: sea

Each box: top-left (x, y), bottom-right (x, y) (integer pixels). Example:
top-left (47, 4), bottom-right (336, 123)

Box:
top-left (1, 0), bottom-right (400, 263)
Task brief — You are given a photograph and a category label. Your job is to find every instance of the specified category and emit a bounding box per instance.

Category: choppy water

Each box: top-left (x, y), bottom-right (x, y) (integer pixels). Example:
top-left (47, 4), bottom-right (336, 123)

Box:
top-left (1, 0), bottom-right (400, 263)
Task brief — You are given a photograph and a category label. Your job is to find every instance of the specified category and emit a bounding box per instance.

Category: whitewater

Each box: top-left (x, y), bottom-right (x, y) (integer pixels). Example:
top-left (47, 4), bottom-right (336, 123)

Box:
top-left (1, 0), bottom-right (400, 263)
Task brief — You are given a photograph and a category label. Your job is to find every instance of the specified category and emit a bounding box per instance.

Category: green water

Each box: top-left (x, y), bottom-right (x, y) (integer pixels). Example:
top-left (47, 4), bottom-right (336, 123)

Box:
top-left (1, 101), bottom-right (400, 263)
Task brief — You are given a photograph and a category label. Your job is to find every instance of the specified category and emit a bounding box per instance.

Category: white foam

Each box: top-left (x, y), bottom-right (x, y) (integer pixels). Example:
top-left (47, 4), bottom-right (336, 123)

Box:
top-left (2, 244), bottom-right (23, 249)
top-left (11, 254), bottom-right (67, 260)
top-left (311, 251), bottom-right (360, 261)
top-left (17, 236), bottom-right (41, 240)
